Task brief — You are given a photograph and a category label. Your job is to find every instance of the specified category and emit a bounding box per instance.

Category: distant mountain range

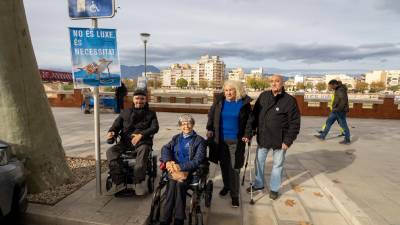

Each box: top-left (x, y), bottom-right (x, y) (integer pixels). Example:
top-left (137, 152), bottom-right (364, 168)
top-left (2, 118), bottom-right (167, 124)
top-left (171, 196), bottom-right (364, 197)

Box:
top-left (120, 65), bottom-right (160, 79)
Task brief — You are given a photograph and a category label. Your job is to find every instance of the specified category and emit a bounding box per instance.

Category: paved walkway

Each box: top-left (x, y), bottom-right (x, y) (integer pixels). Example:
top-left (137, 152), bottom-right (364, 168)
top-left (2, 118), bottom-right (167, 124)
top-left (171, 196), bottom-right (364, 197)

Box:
top-left (206, 146), bottom-right (361, 225)
top-left (22, 108), bottom-right (400, 225)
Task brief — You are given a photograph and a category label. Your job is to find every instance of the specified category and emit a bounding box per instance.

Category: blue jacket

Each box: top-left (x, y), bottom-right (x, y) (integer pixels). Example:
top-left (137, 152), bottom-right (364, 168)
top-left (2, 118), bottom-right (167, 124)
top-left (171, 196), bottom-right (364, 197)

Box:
top-left (161, 132), bottom-right (206, 172)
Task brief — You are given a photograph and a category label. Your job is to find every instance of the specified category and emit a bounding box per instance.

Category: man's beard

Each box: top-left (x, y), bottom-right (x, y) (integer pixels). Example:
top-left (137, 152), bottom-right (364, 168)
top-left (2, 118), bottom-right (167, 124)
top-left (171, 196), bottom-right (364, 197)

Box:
top-left (134, 103), bottom-right (145, 109)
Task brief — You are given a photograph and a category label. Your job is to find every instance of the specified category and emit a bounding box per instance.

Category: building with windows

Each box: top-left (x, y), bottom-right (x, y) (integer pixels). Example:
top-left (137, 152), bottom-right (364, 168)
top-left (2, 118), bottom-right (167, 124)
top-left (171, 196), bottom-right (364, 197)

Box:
top-left (228, 67), bottom-right (245, 82)
top-left (325, 74), bottom-right (356, 89)
top-left (162, 55), bottom-right (225, 88)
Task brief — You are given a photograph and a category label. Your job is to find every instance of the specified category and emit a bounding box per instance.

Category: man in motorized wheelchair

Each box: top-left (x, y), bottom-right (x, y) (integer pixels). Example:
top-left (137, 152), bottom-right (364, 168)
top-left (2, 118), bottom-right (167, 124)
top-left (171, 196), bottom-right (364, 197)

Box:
top-left (106, 89), bottom-right (159, 193)
top-left (158, 114), bottom-right (207, 225)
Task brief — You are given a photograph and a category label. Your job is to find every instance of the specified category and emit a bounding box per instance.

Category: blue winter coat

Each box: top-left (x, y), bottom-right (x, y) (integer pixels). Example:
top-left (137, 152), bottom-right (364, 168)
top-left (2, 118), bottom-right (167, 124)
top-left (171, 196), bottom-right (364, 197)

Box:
top-left (161, 132), bottom-right (206, 172)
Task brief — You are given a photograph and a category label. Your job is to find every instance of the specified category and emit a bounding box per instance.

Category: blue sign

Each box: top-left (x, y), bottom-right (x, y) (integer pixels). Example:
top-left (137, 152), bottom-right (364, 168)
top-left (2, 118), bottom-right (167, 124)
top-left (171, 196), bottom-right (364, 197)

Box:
top-left (69, 27), bottom-right (121, 88)
top-left (68, 0), bottom-right (115, 19)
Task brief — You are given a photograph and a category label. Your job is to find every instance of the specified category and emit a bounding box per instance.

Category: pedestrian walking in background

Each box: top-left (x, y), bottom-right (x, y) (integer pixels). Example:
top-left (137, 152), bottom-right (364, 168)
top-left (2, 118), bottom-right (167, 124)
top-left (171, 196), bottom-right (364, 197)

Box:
top-left (317, 80), bottom-right (345, 137)
top-left (81, 87), bottom-right (92, 114)
top-left (315, 79), bottom-right (351, 144)
top-left (114, 82), bottom-right (127, 114)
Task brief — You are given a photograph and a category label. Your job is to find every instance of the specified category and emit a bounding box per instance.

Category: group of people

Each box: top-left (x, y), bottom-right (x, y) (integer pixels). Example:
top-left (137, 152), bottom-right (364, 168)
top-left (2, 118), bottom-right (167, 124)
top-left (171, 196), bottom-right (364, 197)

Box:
top-left (104, 75), bottom-right (354, 225)
top-left (205, 75), bottom-right (301, 205)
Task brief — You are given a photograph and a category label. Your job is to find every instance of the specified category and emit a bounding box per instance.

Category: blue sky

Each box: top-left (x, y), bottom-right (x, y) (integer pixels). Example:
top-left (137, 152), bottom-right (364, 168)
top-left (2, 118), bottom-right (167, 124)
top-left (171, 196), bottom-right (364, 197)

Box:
top-left (24, 0), bottom-right (400, 72)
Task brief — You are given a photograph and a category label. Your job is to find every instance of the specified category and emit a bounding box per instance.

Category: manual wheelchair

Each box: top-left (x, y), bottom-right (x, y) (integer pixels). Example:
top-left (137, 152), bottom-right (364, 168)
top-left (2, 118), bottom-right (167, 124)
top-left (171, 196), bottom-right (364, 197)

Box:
top-left (148, 160), bottom-right (213, 225)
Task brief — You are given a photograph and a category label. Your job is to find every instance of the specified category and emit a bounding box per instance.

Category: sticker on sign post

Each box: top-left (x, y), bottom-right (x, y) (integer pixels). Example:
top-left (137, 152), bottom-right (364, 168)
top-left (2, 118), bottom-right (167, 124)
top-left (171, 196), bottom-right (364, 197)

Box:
top-left (69, 27), bottom-right (121, 88)
top-left (68, 0), bottom-right (115, 19)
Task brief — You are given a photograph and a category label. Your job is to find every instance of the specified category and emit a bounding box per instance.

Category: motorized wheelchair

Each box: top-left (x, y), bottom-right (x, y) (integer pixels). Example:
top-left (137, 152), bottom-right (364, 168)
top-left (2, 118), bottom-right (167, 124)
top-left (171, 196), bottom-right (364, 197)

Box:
top-left (105, 134), bottom-right (158, 196)
top-left (148, 160), bottom-right (213, 225)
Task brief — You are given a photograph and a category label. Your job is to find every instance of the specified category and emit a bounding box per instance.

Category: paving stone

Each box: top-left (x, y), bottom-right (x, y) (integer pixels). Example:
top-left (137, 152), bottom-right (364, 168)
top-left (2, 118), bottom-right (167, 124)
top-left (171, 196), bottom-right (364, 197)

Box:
top-left (297, 187), bottom-right (337, 212)
top-left (273, 196), bottom-right (311, 223)
top-left (285, 169), bottom-right (318, 187)
top-left (243, 203), bottom-right (278, 225)
top-left (310, 211), bottom-right (350, 225)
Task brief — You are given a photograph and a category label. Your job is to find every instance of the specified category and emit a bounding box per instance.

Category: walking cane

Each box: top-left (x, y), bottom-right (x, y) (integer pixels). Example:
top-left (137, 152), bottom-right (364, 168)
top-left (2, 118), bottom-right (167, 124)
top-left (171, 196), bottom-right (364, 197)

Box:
top-left (248, 142), bottom-right (255, 205)
top-left (241, 141), bottom-right (251, 186)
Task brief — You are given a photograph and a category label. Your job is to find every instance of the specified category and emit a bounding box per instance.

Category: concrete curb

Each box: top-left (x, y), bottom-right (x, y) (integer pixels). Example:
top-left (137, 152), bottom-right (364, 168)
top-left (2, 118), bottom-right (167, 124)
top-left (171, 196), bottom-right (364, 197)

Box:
top-left (297, 158), bottom-right (374, 225)
top-left (21, 206), bottom-right (108, 225)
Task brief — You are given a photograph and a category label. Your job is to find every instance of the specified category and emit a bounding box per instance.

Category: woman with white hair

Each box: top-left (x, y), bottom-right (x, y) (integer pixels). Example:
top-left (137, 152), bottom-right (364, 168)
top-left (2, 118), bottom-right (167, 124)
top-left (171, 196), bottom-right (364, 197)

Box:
top-left (160, 114), bottom-right (206, 225)
top-left (206, 80), bottom-right (252, 207)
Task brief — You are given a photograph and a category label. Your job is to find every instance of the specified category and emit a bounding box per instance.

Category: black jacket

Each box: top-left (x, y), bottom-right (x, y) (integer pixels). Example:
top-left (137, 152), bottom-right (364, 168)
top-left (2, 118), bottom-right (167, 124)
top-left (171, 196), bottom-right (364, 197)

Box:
top-left (206, 94), bottom-right (253, 168)
top-left (161, 132), bottom-right (206, 172)
top-left (332, 84), bottom-right (349, 113)
top-left (108, 104), bottom-right (159, 147)
top-left (252, 90), bottom-right (300, 150)
top-left (115, 83), bottom-right (127, 98)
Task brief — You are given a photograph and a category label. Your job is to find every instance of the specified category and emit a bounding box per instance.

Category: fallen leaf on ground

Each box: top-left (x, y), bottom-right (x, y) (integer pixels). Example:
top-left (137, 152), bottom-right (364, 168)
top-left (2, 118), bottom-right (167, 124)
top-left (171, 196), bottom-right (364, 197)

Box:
top-left (285, 199), bottom-right (296, 207)
top-left (313, 192), bottom-right (323, 197)
top-left (166, 128), bottom-right (171, 130)
top-left (298, 222), bottom-right (312, 225)
top-left (332, 179), bottom-right (341, 184)
top-left (292, 185), bottom-right (304, 193)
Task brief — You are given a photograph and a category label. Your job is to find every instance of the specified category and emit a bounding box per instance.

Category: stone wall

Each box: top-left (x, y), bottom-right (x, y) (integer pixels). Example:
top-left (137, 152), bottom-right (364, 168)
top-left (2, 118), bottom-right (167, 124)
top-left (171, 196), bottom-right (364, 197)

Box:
top-left (47, 89), bottom-right (400, 119)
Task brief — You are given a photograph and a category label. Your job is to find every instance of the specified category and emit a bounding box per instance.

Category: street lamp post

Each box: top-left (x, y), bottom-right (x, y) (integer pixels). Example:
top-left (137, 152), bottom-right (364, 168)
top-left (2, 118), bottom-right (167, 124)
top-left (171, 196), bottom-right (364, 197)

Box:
top-left (140, 33), bottom-right (150, 80)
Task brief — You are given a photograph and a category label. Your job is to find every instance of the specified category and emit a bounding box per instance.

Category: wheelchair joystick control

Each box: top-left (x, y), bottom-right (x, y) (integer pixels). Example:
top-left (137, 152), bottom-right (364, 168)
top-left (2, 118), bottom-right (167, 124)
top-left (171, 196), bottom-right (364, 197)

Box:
top-left (107, 137), bottom-right (115, 144)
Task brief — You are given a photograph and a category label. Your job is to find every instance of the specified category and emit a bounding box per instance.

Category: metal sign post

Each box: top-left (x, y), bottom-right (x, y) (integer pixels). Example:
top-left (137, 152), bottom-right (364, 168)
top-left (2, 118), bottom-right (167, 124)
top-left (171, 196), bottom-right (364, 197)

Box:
top-left (68, 0), bottom-right (119, 197)
top-left (91, 18), bottom-right (102, 196)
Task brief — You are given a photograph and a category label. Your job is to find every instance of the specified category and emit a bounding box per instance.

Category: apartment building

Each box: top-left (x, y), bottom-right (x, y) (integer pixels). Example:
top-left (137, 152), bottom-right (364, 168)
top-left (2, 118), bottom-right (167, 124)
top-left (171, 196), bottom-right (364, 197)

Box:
top-left (162, 55), bottom-right (225, 88)
top-left (325, 74), bottom-right (356, 88)
top-left (228, 67), bottom-right (245, 82)
top-left (365, 70), bottom-right (400, 87)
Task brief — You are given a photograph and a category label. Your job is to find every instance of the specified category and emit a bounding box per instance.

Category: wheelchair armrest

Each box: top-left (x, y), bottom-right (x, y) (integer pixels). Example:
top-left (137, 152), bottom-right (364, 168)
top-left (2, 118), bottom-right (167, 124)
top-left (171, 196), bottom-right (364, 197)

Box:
top-left (195, 162), bottom-right (210, 177)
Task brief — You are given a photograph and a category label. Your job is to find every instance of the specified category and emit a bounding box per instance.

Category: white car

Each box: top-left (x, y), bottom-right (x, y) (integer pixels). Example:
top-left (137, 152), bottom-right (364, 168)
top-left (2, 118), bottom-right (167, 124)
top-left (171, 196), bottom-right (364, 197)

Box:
top-left (0, 140), bottom-right (27, 220)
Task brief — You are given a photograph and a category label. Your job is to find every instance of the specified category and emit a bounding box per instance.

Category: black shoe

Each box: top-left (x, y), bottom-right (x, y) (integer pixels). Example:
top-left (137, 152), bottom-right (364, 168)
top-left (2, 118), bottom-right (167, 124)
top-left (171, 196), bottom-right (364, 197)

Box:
top-left (269, 191), bottom-right (279, 200)
top-left (219, 187), bottom-right (229, 196)
top-left (84, 110), bottom-right (91, 114)
top-left (338, 133), bottom-right (345, 137)
top-left (314, 134), bottom-right (325, 140)
top-left (232, 197), bottom-right (240, 208)
top-left (174, 219), bottom-right (184, 225)
top-left (317, 130), bottom-right (323, 134)
top-left (339, 140), bottom-right (351, 145)
top-left (246, 185), bottom-right (264, 193)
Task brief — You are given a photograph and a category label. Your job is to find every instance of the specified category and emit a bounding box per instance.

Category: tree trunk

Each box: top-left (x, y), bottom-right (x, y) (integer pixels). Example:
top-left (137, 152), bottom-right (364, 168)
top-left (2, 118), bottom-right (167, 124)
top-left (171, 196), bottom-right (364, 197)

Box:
top-left (0, 0), bottom-right (73, 193)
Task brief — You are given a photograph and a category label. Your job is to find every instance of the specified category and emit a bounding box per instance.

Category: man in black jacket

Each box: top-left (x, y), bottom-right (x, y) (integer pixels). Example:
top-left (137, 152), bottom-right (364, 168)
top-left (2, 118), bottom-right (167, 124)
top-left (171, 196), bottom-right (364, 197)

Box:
top-left (315, 79), bottom-right (351, 144)
top-left (247, 75), bottom-right (301, 200)
top-left (106, 89), bottom-right (159, 185)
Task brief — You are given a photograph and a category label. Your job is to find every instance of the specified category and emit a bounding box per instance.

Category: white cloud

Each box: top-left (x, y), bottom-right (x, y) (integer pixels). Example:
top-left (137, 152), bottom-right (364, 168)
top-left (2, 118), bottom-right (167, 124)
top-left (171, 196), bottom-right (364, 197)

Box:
top-left (23, 0), bottom-right (400, 71)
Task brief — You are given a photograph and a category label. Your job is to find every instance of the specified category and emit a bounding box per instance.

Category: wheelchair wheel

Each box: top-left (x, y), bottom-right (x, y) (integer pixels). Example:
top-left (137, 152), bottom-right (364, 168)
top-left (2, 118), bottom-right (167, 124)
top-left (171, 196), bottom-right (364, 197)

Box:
top-left (152, 155), bottom-right (158, 177)
top-left (106, 176), bottom-right (113, 192)
top-left (188, 191), bottom-right (196, 225)
top-left (148, 186), bottom-right (165, 225)
top-left (196, 212), bottom-right (203, 225)
top-left (189, 208), bottom-right (203, 225)
top-left (204, 180), bottom-right (213, 208)
top-left (147, 174), bottom-right (155, 193)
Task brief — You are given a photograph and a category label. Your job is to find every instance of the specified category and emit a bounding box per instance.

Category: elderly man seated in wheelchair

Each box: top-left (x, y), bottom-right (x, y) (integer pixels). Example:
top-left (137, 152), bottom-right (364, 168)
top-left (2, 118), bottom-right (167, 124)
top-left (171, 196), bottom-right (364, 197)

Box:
top-left (159, 114), bottom-right (206, 225)
top-left (106, 89), bottom-right (159, 194)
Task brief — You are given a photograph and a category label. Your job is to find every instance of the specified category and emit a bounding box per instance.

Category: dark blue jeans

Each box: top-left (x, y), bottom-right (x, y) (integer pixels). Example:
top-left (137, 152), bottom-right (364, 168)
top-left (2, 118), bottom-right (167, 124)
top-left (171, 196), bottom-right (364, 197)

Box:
top-left (321, 112), bottom-right (350, 142)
